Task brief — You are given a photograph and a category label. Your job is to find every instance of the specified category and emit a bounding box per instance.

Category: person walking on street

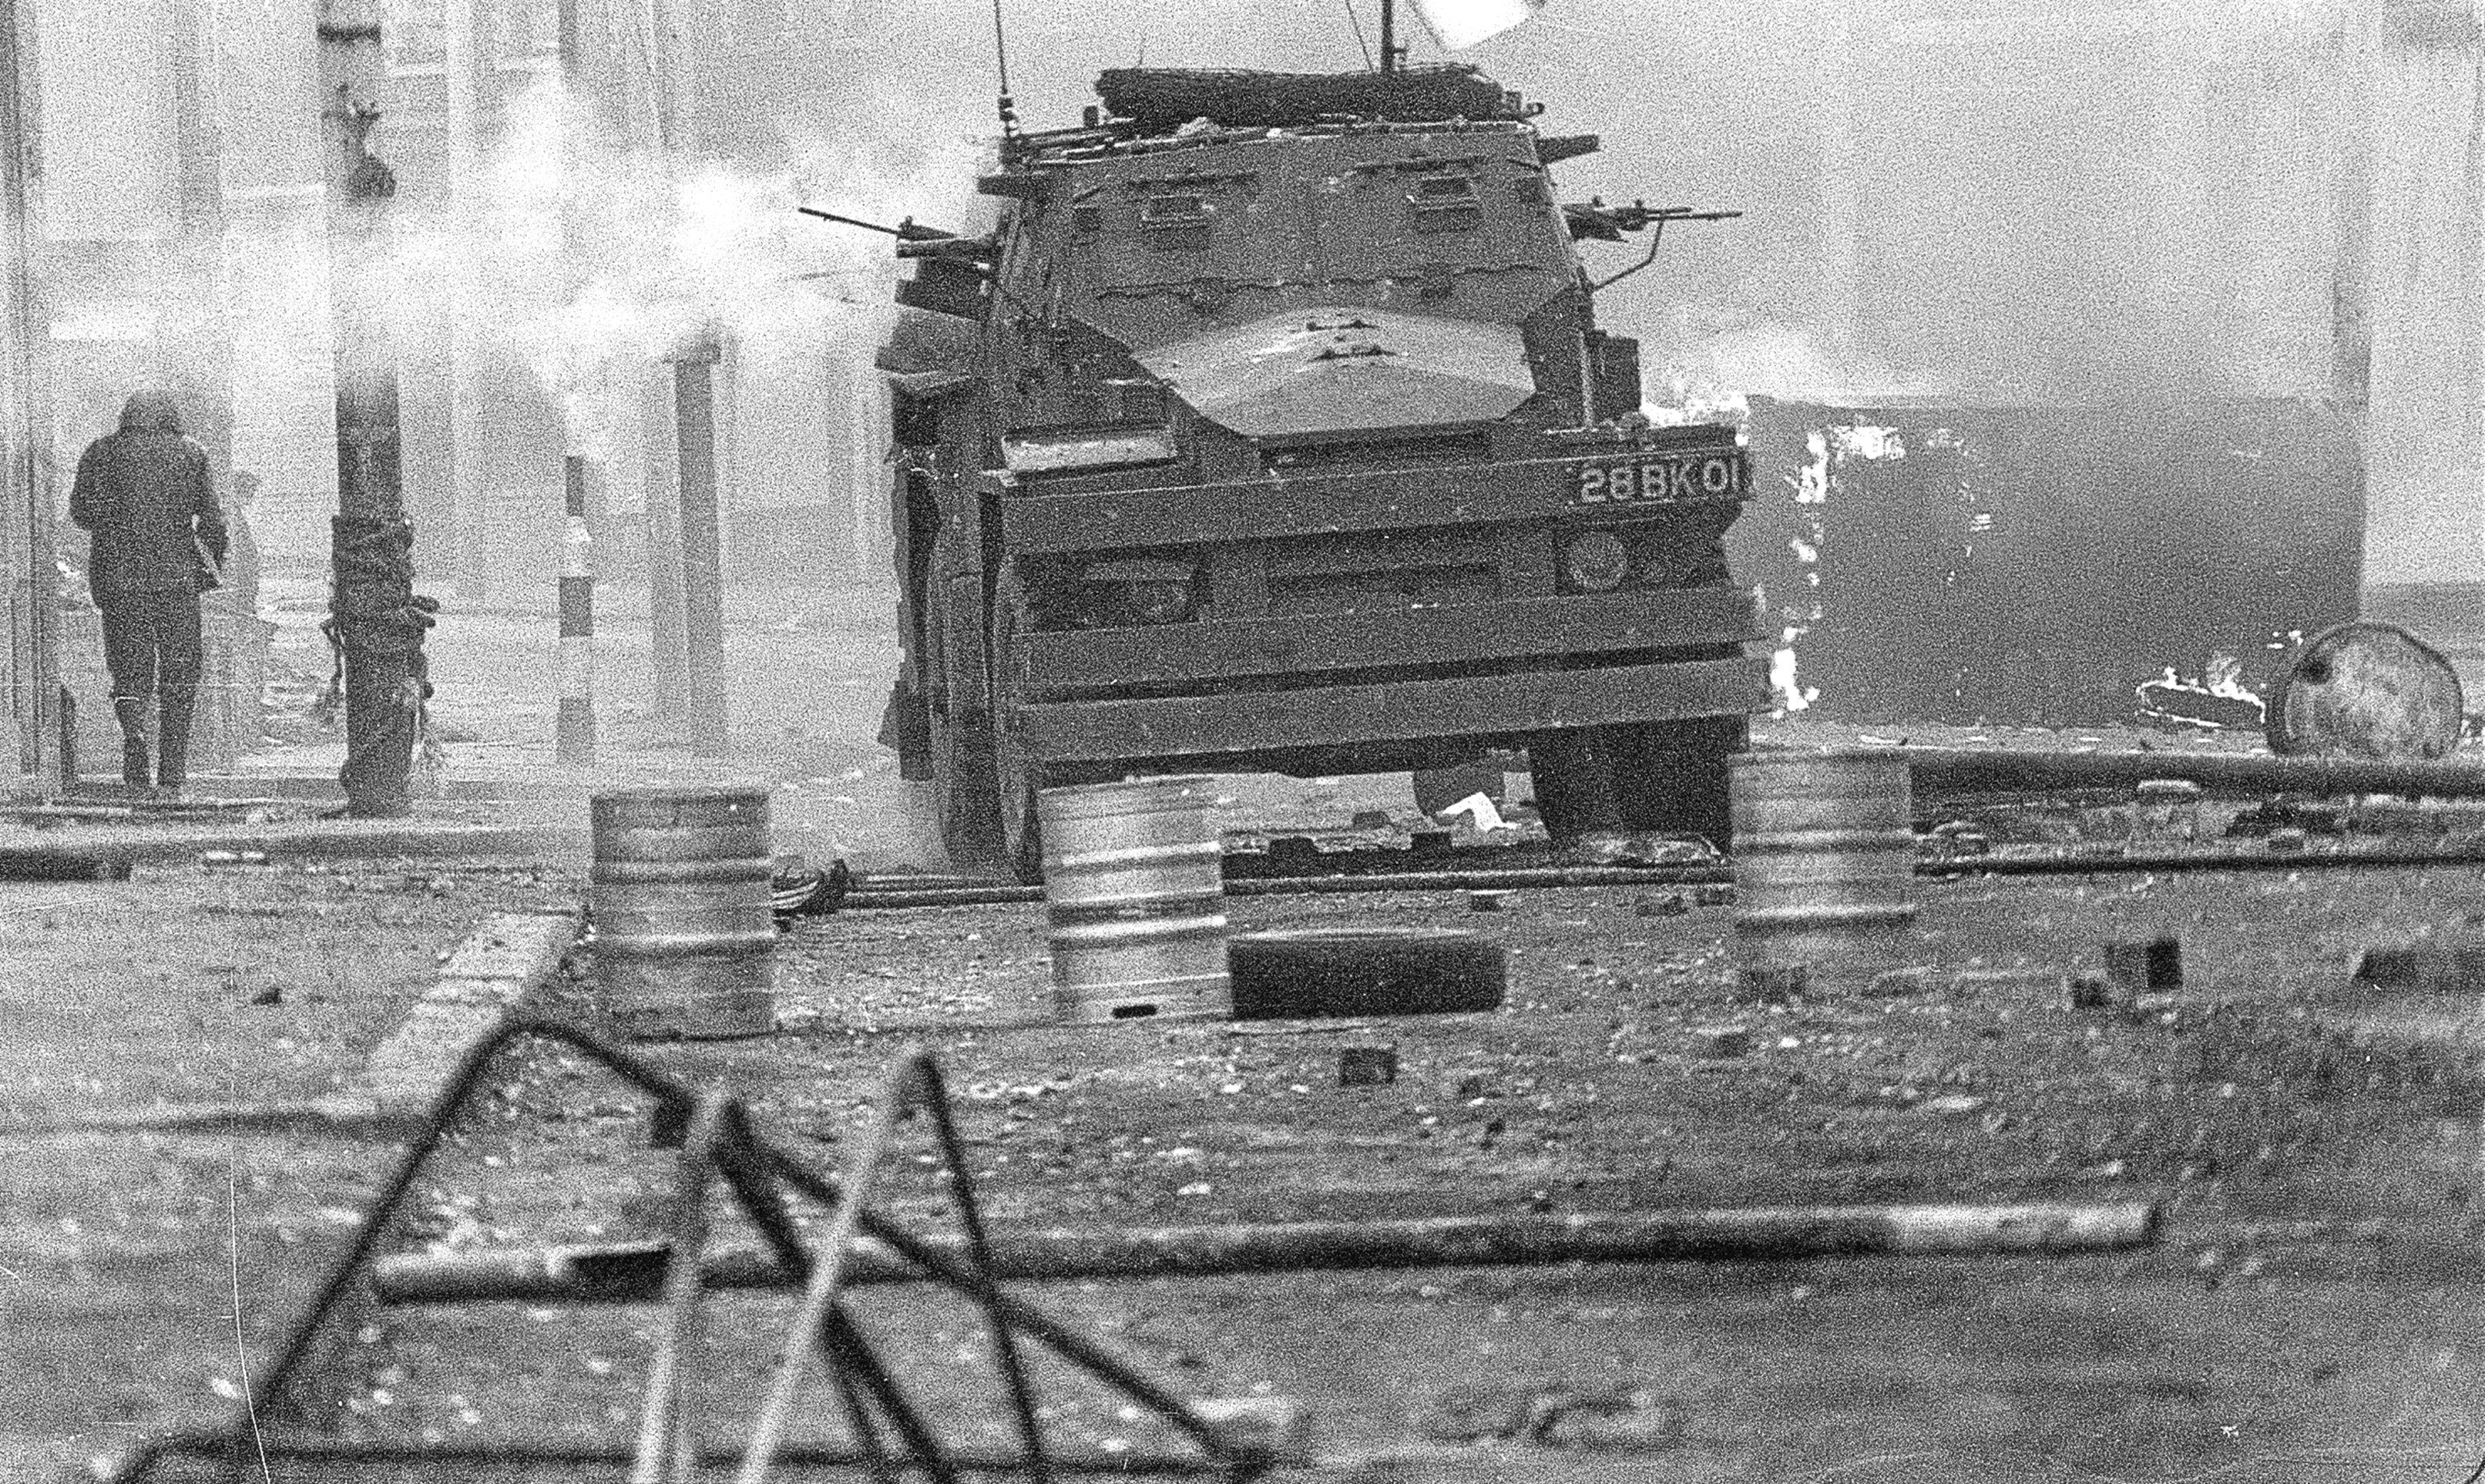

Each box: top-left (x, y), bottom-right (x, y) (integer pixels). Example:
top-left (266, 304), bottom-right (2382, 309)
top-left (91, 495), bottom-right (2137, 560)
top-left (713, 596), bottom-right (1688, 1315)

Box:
top-left (70, 388), bottom-right (226, 799)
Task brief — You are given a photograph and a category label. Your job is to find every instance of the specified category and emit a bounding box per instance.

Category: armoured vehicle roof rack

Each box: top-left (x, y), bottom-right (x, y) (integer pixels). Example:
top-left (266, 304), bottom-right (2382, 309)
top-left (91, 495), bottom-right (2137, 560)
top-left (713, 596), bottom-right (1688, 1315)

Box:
top-left (1092, 65), bottom-right (1530, 134)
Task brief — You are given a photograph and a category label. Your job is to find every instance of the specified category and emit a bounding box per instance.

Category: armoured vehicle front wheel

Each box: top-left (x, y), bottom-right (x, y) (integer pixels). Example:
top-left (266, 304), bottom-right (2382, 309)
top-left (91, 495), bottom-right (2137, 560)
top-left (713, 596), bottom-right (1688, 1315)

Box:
top-left (1527, 730), bottom-right (1624, 843)
top-left (989, 574), bottom-right (1052, 884)
top-left (931, 715), bottom-right (1006, 874)
top-left (1602, 715), bottom-right (1746, 849)
top-left (993, 737), bottom-right (1049, 885)
top-left (1412, 759), bottom-right (1508, 821)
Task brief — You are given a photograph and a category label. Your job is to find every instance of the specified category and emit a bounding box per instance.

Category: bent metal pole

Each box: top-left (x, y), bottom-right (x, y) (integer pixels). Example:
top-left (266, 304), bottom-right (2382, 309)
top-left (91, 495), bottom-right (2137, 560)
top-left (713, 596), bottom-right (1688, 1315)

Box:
top-left (370, 1202), bottom-right (2160, 1305)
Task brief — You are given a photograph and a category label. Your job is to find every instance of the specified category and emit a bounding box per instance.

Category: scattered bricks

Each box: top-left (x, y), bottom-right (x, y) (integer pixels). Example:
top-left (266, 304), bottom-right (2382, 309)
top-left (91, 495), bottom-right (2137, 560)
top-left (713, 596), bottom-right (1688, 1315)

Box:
top-left (1866, 966), bottom-right (1936, 997)
top-left (2067, 969), bottom-right (2125, 1010)
top-left (1409, 829), bottom-right (1453, 859)
top-left (1539, 1390), bottom-right (1691, 1451)
top-left (1452, 1071), bottom-right (1498, 1100)
top-left (2101, 937), bottom-right (2183, 994)
top-left (1636, 894), bottom-right (1689, 918)
top-left (1691, 1024), bottom-right (1754, 1058)
top-left (2125, 993), bottom-right (2182, 1025)
top-left (2352, 938), bottom-right (2485, 993)
top-left (1693, 884), bottom-right (1736, 908)
top-left (1466, 889), bottom-right (1508, 913)
top-left (1268, 835), bottom-right (1321, 868)
top-left (1339, 1045), bottom-right (1400, 1086)
top-left (2132, 778), bottom-right (2205, 845)
top-left (1735, 965), bottom-right (1807, 1005)
top-left (1350, 808), bottom-right (1394, 832)
top-left (2352, 944), bottom-right (2427, 988)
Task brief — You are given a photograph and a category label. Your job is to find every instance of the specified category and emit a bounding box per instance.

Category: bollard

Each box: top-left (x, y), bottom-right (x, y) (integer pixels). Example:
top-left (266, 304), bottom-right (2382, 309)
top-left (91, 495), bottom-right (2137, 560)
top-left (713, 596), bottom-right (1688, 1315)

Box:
top-left (589, 784), bottom-right (778, 1038)
top-left (1041, 777), bottom-right (1232, 1024)
top-left (1730, 749), bottom-right (1918, 994)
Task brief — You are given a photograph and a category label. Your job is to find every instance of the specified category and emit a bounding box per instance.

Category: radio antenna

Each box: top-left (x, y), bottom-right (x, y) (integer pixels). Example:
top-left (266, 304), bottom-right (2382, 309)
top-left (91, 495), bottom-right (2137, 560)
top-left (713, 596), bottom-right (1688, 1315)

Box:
top-left (992, 0), bottom-right (1019, 145)
top-left (1344, 0), bottom-right (1375, 70)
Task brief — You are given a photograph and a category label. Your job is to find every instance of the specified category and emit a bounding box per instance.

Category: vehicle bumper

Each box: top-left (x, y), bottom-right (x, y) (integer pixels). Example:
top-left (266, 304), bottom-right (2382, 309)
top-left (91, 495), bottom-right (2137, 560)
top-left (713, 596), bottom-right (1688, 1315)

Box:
top-left (1022, 587), bottom-right (1759, 692)
top-left (1016, 653), bottom-right (1766, 764)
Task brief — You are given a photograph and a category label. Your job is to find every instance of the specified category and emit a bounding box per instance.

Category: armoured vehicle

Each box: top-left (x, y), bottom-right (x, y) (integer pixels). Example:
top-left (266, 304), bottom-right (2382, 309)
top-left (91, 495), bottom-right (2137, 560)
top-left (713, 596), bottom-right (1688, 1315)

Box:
top-left (869, 65), bottom-right (1766, 875)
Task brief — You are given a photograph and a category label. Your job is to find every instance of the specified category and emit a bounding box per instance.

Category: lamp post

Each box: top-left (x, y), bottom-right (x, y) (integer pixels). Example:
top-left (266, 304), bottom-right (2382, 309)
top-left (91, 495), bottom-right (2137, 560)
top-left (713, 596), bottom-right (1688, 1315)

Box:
top-left (319, 15), bottom-right (430, 818)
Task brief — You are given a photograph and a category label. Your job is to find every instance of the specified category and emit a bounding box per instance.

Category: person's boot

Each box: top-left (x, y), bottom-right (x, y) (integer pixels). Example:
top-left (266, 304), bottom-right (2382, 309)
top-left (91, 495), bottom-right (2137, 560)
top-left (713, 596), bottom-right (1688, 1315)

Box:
top-left (156, 688), bottom-right (195, 801)
top-left (112, 696), bottom-right (150, 802)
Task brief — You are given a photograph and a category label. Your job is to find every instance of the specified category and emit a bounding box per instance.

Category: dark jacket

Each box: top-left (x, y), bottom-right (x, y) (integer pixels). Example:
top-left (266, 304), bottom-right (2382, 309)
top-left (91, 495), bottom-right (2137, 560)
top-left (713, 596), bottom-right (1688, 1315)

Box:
top-left (70, 390), bottom-right (226, 597)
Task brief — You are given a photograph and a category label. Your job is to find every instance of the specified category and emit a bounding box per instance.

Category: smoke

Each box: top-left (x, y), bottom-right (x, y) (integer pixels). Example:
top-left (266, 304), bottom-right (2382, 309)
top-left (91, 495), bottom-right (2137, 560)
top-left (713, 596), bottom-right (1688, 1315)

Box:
top-left (1509, 0), bottom-right (2347, 412)
top-left (369, 77), bottom-right (985, 465)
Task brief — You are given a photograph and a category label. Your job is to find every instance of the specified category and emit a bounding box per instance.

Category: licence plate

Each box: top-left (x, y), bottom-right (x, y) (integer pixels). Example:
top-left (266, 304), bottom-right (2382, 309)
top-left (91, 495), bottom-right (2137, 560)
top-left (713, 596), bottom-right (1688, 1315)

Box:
top-left (1570, 450), bottom-right (1744, 507)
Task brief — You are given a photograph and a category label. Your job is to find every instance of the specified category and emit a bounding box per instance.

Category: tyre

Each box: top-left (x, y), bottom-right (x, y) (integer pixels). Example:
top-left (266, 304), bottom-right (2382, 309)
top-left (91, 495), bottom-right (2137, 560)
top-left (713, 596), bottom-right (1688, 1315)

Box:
top-left (1603, 714), bottom-right (1747, 847)
top-left (989, 572), bottom-right (1053, 884)
top-left (932, 715), bottom-right (1005, 872)
top-left (1527, 729), bottom-right (1622, 843)
top-left (1228, 928), bottom-right (1507, 1019)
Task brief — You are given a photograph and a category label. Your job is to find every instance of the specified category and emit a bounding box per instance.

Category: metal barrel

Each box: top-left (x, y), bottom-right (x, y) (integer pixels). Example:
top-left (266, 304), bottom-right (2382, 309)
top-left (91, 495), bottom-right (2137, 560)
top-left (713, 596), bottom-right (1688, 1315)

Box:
top-left (1730, 749), bottom-right (1918, 992)
top-left (2265, 621), bottom-right (2466, 762)
top-left (589, 784), bottom-right (777, 1038)
top-left (1040, 776), bottom-right (1232, 1024)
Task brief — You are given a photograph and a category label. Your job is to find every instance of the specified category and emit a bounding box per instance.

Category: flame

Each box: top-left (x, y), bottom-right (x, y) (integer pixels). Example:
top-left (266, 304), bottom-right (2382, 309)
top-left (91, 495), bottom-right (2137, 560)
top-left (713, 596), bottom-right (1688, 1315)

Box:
top-left (1770, 644), bottom-right (1816, 713)
top-left (1766, 431), bottom-right (1834, 714)
top-left (1832, 425), bottom-right (1905, 461)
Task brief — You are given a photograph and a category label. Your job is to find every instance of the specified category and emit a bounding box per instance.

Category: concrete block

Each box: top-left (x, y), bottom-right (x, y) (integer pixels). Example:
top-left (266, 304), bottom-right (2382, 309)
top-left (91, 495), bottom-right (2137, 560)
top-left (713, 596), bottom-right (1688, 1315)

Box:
top-left (1691, 1024), bottom-right (1754, 1059)
top-left (2102, 937), bottom-right (2183, 993)
top-left (1339, 1045), bottom-right (1400, 1086)
top-left (2353, 938), bottom-right (2485, 993)
top-left (2066, 969), bottom-right (2125, 1009)
top-left (1735, 966), bottom-right (1807, 1005)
